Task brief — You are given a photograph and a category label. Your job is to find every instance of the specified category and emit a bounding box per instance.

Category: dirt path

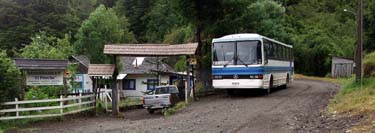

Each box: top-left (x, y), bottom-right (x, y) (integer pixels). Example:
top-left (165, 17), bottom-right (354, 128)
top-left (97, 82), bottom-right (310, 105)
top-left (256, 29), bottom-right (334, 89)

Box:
top-left (12, 79), bottom-right (356, 132)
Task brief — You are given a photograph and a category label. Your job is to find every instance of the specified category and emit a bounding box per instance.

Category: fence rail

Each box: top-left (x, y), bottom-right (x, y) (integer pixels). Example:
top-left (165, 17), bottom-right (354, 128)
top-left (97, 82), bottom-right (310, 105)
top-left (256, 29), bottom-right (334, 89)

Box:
top-left (0, 94), bottom-right (95, 120)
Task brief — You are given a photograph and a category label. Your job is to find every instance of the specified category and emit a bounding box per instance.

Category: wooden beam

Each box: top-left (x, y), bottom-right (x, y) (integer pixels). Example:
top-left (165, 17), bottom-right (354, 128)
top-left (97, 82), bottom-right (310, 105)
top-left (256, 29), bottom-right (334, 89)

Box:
top-left (111, 55), bottom-right (119, 115)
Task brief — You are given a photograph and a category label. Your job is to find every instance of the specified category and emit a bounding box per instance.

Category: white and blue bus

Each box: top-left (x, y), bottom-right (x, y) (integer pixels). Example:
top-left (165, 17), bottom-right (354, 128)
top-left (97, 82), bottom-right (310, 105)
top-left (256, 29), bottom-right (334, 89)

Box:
top-left (211, 33), bottom-right (294, 94)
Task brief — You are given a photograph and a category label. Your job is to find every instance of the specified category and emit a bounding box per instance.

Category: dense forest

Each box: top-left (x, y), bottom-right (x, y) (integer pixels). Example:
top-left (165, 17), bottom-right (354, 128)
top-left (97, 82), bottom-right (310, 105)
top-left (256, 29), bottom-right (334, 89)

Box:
top-left (1, 0), bottom-right (375, 102)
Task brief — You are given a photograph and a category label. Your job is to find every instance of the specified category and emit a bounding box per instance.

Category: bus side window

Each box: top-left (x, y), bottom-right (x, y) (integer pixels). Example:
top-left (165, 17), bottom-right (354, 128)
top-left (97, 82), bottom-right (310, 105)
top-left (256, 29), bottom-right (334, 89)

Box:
top-left (264, 40), bottom-right (269, 64)
top-left (270, 42), bottom-right (274, 59)
top-left (283, 46), bottom-right (286, 60)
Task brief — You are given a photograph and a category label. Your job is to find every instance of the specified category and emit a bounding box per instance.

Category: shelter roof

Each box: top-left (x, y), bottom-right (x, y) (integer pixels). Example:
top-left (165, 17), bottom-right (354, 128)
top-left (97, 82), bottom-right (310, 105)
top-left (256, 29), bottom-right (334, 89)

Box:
top-left (88, 64), bottom-right (115, 76)
top-left (14, 58), bottom-right (68, 70)
top-left (103, 43), bottom-right (198, 56)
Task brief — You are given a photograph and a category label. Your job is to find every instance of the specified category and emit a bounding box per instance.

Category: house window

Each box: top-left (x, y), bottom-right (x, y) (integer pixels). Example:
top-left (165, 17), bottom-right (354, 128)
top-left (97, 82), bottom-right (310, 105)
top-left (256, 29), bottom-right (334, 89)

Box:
top-left (147, 79), bottom-right (158, 90)
top-left (123, 79), bottom-right (136, 90)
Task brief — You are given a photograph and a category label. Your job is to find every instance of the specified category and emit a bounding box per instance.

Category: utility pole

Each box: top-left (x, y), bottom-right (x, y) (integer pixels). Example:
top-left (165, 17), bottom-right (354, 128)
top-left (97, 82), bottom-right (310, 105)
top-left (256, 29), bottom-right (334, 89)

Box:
top-left (355, 0), bottom-right (363, 82)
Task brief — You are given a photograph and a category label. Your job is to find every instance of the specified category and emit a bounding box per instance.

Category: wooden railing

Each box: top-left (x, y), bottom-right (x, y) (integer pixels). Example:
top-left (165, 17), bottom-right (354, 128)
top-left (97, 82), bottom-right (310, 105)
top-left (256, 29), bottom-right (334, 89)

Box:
top-left (0, 94), bottom-right (95, 120)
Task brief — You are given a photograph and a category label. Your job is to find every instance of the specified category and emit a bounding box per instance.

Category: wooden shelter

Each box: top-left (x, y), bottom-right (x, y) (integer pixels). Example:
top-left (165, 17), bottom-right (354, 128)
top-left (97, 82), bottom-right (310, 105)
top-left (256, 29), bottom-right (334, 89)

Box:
top-left (88, 64), bottom-right (115, 77)
top-left (14, 59), bottom-right (69, 99)
top-left (103, 43), bottom-right (198, 115)
top-left (104, 43), bottom-right (198, 56)
top-left (331, 56), bottom-right (354, 78)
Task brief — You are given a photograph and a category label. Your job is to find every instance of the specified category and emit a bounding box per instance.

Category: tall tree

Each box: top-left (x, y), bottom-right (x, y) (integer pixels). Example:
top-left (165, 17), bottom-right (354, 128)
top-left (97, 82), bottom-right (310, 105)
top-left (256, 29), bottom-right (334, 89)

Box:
top-left (0, 51), bottom-right (21, 104)
top-left (75, 5), bottom-right (135, 64)
top-left (19, 32), bottom-right (74, 59)
top-left (114, 0), bottom-right (152, 42)
top-left (0, 0), bottom-right (97, 56)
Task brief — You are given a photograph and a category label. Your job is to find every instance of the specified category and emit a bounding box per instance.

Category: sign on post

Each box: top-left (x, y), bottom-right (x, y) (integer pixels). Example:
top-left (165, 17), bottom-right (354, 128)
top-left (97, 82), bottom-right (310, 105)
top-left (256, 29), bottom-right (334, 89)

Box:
top-left (189, 57), bottom-right (197, 65)
top-left (26, 70), bottom-right (64, 86)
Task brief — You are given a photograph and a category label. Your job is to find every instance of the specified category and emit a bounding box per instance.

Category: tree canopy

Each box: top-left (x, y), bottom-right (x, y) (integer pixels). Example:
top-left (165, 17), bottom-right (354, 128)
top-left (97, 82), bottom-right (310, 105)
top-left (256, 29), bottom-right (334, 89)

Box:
top-left (75, 5), bottom-right (135, 64)
top-left (1, 0), bottom-right (375, 77)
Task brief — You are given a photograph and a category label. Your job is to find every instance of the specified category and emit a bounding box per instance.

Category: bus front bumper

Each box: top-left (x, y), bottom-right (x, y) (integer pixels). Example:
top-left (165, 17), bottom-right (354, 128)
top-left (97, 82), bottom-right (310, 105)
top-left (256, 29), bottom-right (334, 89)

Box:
top-left (213, 79), bottom-right (264, 89)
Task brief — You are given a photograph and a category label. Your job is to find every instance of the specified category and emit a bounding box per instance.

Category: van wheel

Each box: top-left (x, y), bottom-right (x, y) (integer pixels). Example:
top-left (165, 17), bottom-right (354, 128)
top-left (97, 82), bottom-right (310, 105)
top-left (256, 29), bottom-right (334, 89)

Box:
top-left (147, 109), bottom-right (155, 114)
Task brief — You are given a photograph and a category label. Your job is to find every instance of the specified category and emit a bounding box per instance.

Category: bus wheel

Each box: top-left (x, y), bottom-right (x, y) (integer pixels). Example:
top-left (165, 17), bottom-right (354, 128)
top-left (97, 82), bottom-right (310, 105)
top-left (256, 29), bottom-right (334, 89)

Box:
top-left (285, 75), bottom-right (290, 89)
top-left (267, 76), bottom-right (273, 94)
top-left (227, 90), bottom-right (235, 95)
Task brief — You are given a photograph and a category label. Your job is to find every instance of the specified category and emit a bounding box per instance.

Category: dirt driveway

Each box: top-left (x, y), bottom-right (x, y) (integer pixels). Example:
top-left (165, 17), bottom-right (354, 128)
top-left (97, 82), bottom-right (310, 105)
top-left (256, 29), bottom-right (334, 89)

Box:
top-left (12, 79), bottom-right (360, 132)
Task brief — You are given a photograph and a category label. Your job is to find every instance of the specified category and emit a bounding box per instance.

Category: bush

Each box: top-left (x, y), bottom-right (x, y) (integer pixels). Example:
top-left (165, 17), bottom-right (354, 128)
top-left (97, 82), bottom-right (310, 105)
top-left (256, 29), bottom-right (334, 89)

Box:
top-left (364, 52), bottom-right (375, 77)
top-left (0, 51), bottom-right (21, 104)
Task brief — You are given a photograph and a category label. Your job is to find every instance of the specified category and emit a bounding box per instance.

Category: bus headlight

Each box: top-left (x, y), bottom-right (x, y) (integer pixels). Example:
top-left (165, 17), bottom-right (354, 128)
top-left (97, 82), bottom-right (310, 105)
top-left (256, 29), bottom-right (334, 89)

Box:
top-left (213, 75), bottom-right (223, 79)
top-left (249, 74), bottom-right (263, 79)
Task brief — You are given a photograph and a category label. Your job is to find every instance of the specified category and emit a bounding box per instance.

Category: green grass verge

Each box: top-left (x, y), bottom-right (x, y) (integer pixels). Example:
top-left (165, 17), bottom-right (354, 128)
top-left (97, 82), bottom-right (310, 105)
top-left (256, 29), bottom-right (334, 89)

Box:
top-left (294, 74), bottom-right (339, 83)
top-left (329, 77), bottom-right (375, 131)
top-left (0, 117), bottom-right (61, 132)
top-left (162, 102), bottom-right (187, 116)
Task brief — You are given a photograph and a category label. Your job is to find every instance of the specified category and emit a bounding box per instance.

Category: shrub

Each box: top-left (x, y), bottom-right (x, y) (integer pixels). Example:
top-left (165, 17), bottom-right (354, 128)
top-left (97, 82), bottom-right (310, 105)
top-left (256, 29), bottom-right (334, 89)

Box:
top-left (0, 51), bottom-right (21, 104)
top-left (364, 52), bottom-right (375, 77)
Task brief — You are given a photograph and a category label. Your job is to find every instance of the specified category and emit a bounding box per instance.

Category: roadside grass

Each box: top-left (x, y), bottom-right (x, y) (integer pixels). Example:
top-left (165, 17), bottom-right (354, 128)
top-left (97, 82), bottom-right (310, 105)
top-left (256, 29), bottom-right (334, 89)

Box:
top-left (0, 117), bottom-right (60, 132)
top-left (102, 97), bottom-right (142, 110)
top-left (329, 77), bottom-right (375, 131)
top-left (0, 101), bottom-right (94, 131)
top-left (162, 102), bottom-right (187, 116)
top-left (119, 97), bottom-right (142, 108)
top-left (294, 74), bottom-right (339, 83)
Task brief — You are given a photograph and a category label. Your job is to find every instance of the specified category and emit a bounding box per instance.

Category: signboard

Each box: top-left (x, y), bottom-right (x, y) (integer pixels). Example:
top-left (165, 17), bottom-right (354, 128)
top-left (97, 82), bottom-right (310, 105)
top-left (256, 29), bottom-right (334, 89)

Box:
top-left (189, 58), bottom-right (197, 65)
top-left (26, 70), bottom-right (64, 86)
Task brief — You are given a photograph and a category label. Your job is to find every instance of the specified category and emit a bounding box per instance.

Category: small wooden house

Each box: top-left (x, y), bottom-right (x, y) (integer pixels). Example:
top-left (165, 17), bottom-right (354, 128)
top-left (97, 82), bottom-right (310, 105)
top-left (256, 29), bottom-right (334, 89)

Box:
top-left (331, 56), bottom-right (354, 78)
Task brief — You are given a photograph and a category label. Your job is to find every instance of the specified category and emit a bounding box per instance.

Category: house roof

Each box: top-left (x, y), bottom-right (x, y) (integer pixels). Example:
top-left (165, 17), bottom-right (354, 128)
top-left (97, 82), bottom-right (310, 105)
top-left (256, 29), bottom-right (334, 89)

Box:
top-left (70, 55), bottom-right (90, 67)
top-left (88, 64), bottom-right (115, 76)
top-left (103, 43), bottom-right (198, 56)
top-left (119, 57), bottom-right (175, 74)
top-left (14, 58), bottom-right (68, 70)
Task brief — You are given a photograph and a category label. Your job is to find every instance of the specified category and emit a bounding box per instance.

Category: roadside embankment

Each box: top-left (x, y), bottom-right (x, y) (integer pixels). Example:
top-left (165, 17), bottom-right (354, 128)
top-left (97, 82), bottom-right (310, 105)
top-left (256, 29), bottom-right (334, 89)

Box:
top-left (329, 77), bottom-right (375, 131)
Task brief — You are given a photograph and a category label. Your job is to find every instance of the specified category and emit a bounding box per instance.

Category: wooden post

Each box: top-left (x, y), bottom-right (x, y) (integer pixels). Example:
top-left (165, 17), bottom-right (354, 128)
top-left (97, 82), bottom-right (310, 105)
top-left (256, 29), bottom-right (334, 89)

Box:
top-left (355, 0), bottom-right (363, 82)
top-left (60, 95), bottom-right (63, 114)
top-left (186, 56), bottom-right (191, 103)
top-left (79, 93), bottom-right (82, 109)
top-left (112, 55), bottom-right (119, 115)
top-left (104, 85), bottom-right (108, 111)
top-left (15, 98), bottom-right (19, 118)
top-left (191, 65), bottom-right (196, 100)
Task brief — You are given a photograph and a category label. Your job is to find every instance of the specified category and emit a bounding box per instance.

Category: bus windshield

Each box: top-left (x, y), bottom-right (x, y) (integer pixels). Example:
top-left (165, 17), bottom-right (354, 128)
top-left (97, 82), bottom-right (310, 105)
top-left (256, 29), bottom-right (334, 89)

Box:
top-left (213, 41), bottom-right (261, 66)
top-left (237, 41), bottom-right (262, 65)
top-left (213, 42), bottom-right (235, 66)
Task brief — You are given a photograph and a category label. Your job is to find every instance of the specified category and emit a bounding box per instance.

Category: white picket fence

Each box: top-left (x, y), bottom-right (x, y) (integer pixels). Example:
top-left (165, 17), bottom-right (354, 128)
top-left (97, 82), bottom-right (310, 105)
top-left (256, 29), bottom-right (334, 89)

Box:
top-left (0, 94), bottom-right (95, 120)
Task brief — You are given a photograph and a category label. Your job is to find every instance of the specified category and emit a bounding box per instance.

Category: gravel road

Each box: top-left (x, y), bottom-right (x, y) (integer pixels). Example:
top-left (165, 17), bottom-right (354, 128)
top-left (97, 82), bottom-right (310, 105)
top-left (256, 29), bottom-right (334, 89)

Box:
top-left (14, 79), bottom-right (356, 133)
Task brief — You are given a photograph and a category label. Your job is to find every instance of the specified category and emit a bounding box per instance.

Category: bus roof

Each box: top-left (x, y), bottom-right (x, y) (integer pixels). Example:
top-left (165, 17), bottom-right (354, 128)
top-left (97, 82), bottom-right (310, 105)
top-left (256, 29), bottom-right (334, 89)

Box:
top-left (212, 33), bottom-right (292, 48)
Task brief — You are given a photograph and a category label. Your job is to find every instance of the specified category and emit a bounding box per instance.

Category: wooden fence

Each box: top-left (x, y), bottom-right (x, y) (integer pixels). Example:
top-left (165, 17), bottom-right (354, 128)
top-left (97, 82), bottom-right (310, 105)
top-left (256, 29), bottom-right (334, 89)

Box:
top-left (0, 94), bottom-right (95, 120)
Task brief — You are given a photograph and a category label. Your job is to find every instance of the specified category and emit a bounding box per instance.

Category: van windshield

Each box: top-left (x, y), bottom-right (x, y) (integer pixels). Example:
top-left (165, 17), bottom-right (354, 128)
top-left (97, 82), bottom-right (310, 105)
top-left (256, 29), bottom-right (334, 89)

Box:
top-left (155, 87), bottom-right (178, 94)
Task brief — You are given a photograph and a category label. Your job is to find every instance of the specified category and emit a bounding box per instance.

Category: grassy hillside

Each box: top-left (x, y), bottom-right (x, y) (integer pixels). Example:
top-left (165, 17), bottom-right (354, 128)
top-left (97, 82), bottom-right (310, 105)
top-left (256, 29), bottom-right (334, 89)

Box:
top-left (329, 52), bottom-right (375, 131)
